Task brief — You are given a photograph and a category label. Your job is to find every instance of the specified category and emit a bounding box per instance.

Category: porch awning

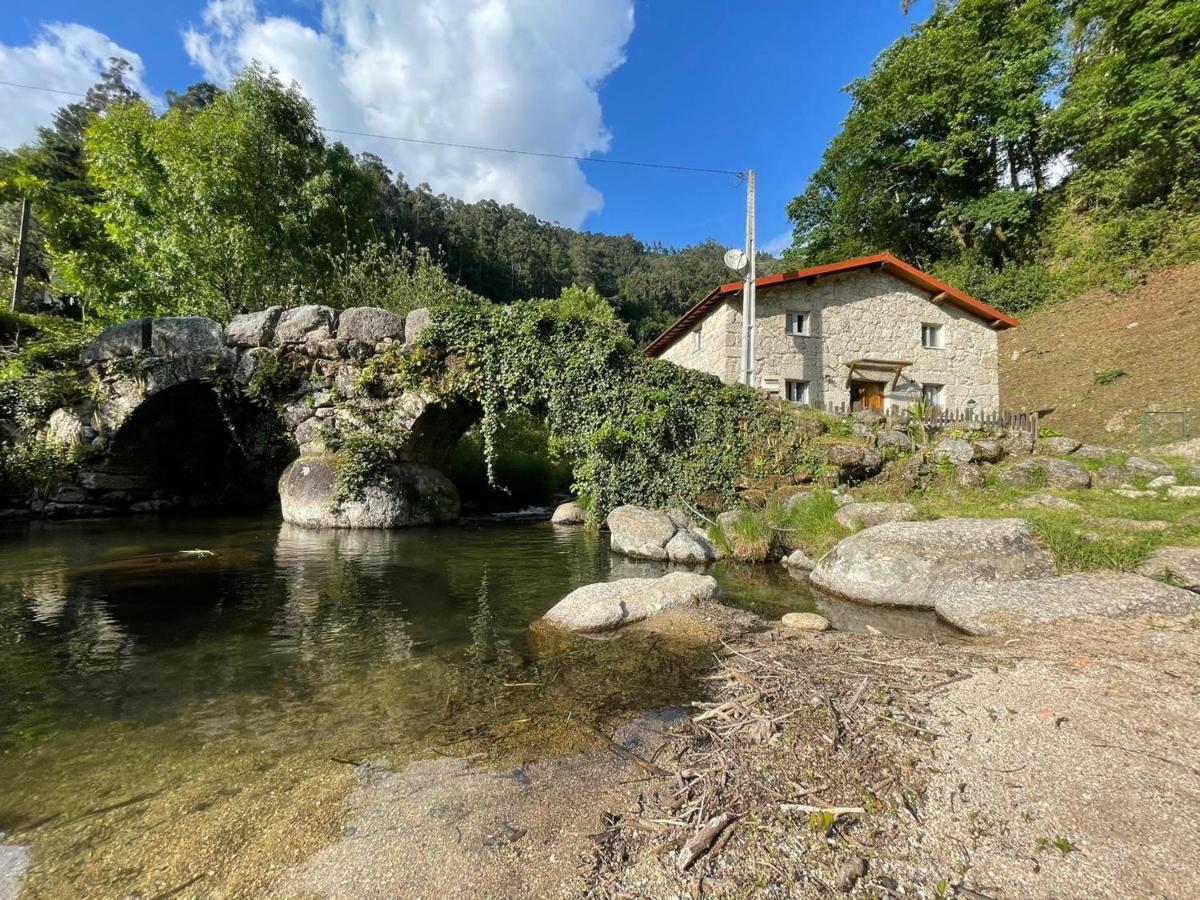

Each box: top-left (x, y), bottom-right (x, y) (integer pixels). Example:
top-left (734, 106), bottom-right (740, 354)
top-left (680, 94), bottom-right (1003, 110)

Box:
top-left (844, 358), bottom-right (913, 390)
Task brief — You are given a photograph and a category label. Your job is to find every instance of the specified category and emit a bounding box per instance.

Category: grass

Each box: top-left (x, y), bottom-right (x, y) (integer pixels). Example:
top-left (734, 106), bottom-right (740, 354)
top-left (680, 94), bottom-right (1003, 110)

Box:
top-left (849, 450), bottom-right (1200, 573)
top-left (709, 490), bottom-right (849, 561)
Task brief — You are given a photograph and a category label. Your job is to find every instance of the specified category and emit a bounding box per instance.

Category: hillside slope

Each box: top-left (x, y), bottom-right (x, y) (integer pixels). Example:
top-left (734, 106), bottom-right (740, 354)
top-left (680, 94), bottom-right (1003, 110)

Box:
top-left (999, 264), bottom-right (1200, 448)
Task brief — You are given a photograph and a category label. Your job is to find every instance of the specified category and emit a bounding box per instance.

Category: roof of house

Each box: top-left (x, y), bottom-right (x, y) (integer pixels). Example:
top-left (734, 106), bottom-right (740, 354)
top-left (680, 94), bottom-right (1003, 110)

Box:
top-left (643, 252), bottom-right (1019, 358)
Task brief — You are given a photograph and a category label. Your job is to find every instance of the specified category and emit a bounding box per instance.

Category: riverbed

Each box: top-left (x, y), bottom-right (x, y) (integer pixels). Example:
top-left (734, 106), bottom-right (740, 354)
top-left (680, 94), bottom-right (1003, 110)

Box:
top-left (0, 512), bottom-right (946, 897)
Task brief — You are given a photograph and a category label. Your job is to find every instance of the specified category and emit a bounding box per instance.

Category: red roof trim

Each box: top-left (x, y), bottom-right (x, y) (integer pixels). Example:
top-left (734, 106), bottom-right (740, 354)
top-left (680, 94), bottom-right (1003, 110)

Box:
top-left (643, 252), bottom-right (1019, 358)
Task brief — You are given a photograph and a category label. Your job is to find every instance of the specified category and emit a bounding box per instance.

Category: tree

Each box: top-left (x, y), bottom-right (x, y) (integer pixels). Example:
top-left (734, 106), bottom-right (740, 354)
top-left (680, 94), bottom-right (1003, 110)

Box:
top-left (783, 0), bottom-right (1063, 271)
top-left (81, 65), bottom-right (377, 318)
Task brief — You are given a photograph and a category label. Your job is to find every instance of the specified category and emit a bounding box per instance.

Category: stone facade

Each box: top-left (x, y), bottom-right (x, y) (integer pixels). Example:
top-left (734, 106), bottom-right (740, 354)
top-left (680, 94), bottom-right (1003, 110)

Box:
top-left (657, 270), bottom-right (1001, 411)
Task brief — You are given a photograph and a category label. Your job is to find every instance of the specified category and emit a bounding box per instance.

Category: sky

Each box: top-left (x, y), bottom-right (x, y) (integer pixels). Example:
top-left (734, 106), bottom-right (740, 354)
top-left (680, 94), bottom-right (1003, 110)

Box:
top-left (0, 0), bottom-right (929, 255)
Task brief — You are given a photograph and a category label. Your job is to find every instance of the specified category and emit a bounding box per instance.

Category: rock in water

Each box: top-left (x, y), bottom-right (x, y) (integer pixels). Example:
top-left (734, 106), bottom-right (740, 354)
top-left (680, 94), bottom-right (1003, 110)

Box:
top-left (781, 548), bottom-right (818, 570)
top-left (550, 500), bottom-right (587, 525)
top-left (781, 612), bottom-right (830, 631)
top-left (279, 454), bottom-right (460, 528)
top-left (539, 572), bottom-right (720, 633)
top-left (809, 518), bottom-right (1054, 608)
top-left (1137, 547), bottom-right (1200, 592)
top-left (934, 572), bottom-right (1200, 635)
top-left (834, 502), bottom-right (917, 530)
top-left (665, 529), bottom-right (716, 565)
top-left (606, 505), bottom-right (678, 560)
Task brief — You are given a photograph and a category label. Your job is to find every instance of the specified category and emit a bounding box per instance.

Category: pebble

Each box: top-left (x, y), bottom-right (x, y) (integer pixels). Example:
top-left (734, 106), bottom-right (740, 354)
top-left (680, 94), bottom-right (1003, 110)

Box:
top-left (781, 612), bottom-right (830, 631)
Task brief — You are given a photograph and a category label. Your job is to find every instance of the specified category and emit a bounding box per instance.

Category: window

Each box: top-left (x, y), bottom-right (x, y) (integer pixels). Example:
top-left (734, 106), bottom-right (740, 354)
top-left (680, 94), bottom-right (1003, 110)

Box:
top-left (921, 383), bottom-right (943, 407)
top-left (921, 323), bottom-right (944, 349)
top-left (786, 312), bottom-right (809, 336)
top-left (785, 380), bottom-right (809, 404)
top-left (693, 327), bottom-right (703, 351)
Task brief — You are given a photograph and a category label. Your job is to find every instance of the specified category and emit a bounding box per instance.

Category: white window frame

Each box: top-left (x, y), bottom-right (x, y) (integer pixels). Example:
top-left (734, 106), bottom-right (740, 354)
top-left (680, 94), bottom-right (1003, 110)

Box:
top-left (921, 383), bottom-right (943, 407)
top-left (786, 312), bottom-right (810, 337)
top-left (921, 323), bottom-right (944, 349)
top-left (693, 326), bottom-right (703, 351)
top-left (785, 379), bottom-right (809, 404)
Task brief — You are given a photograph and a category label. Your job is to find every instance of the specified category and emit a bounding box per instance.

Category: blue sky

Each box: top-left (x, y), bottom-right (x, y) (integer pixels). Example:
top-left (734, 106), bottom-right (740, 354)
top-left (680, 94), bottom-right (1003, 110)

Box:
top-left (0, 1), bottom-right (928, 254)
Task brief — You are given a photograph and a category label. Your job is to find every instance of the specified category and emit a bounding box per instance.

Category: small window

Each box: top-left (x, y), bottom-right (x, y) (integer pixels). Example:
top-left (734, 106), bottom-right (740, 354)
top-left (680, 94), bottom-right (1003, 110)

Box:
top-left (921, 323), bottom-right (944, 349)
top-left (693, 327), bottom-right (703, 351)
top-left (786, 312), bottom-right (809, 336)
top-left (921, 383), bottom-right (943, 407)
top-left (785, 379), bottom-right (809, 404)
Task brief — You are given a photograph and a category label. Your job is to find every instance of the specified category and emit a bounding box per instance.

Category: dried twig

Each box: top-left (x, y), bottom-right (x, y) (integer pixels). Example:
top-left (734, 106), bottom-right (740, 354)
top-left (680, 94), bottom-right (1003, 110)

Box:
top-left (676, 812), bottom-right (739, 870)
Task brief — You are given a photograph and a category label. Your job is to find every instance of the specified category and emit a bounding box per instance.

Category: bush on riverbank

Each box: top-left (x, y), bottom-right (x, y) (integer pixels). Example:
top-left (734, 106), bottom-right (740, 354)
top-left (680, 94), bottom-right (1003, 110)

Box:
top-left (386, 296), bottom-right (824, 520)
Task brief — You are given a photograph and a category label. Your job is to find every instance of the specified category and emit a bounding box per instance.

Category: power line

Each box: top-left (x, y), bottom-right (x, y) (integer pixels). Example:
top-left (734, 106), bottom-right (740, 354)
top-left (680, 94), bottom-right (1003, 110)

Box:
top-left (0, 78), bottom-right (745, 178)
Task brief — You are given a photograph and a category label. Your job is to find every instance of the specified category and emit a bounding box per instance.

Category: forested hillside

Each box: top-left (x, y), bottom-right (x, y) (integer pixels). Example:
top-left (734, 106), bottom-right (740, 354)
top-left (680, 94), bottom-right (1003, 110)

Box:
top-left (783, 0), bottom-right (1200, 314)
top-left (0, 64), bottom-right (765, 345)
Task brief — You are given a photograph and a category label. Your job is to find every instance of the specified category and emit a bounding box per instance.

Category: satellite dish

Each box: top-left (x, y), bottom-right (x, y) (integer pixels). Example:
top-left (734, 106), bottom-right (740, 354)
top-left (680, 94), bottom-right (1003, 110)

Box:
top-left (723, 248), bottom-right (749, 275)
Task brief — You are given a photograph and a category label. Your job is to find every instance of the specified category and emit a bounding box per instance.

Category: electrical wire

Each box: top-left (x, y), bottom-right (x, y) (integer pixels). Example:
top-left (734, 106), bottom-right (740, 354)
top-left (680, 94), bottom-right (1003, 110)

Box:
top-left (0, 79), bottom-right (745, 178)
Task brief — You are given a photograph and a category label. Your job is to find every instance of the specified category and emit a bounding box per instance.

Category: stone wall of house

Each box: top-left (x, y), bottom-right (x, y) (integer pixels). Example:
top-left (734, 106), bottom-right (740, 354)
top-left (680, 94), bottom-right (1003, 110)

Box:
top-left (657, 270), bottom-right (1001, 411)
top-left (656, 301), bottom-right (740, 383)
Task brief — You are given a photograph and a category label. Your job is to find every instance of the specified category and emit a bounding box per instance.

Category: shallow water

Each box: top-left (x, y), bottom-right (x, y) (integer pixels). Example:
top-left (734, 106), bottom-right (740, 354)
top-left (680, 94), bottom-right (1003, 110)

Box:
top-left (0, 512), bottom-right (944, 897)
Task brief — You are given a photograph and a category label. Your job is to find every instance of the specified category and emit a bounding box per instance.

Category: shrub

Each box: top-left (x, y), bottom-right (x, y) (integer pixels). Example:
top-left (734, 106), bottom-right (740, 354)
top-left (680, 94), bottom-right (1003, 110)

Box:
top-left (1092, 367), bottom-right (1127, 386)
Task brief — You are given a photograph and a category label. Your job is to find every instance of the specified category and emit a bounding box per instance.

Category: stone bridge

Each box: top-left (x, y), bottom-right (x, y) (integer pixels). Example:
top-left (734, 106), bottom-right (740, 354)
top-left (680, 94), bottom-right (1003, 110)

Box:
top-left (38, 305), bottom-right (479, 527)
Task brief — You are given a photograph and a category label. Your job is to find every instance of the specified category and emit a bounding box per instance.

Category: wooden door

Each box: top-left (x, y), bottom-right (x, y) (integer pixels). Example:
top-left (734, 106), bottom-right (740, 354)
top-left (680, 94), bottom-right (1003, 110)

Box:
top-left (851, 380), bottom-right (884, 412)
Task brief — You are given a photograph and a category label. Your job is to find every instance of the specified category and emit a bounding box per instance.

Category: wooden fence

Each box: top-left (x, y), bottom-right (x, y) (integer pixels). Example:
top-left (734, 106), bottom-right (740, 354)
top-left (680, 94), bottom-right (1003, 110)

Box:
top-left (807, 400), bottom-right (1039, 435)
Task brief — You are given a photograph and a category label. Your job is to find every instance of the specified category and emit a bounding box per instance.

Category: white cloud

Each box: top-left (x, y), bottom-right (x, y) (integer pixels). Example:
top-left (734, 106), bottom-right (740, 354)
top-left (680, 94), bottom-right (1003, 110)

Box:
top-left (183, 0), bottom-right (635, 227)
top-left (762, 229), bottom-right (793, 258)
top-left (0, 23), bottom-right (156, 151)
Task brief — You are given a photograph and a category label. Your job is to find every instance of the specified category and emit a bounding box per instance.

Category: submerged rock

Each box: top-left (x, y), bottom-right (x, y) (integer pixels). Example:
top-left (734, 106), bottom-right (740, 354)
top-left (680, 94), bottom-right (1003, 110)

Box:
top-left (279, 454), bottom-right (460, 528)
top-left (809, 518), bottom-right (1054, 608)
top-left (1137, 547), bottom-right (1200, 592)
top-left (538, 572), bottom-right (720, 633)
top-left (834, 502), bottom-right (917, 530)
top-left (934, 572), bottom-right (1200, 635)
top-left (606, 505), bottom-right (677, 560)
top-left (550, 500), bottom-right (587, 525)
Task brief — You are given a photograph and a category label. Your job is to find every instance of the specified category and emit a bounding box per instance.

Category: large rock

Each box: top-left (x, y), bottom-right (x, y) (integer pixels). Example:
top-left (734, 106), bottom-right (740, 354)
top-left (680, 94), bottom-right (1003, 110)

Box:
top-left (935, 437), bottom-right (974, 464)
top-left (337, 307), bottom-right (405, 344)
top-left (834, 501), bottom-right (917, 530)
top-left (810, 518), bottom-right (1054, 608)
top-left (279, 455), bottom-right (459, 528)
top-left (781, 548), bottom-right (818, 570)
top-left (1000, 457), bottom-right (1092, 490)
top-left (405, 308), bottom-right (432, 346)
top-left (825, 444), bottom-right (883, 481)
top-left (1137, 548), bottom-right (1200, 592)
top-left (274, 305), bottom-right (337, 345)
top-left (539, 572), bottom-right (720, 633)
top-left (551, 500), bottom-right (587, 525)
top-left (607, 505), bottom-right (678, 560)
top-left (81, 319), bottom-right (147, 362)
top-left (1167, 485), bottom-right (1200, 500)
top-left (1125, 456), bottom-right (1174, 478)
top-left (665, 529), bottom-right (716, 565)
top-left (1039, 436), bottom-right (1081, 455)
top-left (150, 316), bottom-right (225, 357)
top-left (876, 430), bottom-right (913, 452)
top-left (934, 572), bottom-right (1200, 636)
top-left (225, 307), bottom-right (282, 347)
top-left (972, 439), bottom-right (1004, 463)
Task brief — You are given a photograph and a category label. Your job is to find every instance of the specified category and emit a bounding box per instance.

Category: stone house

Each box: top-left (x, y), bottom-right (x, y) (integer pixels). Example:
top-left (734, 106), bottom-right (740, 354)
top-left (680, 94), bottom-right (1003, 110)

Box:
top-left (644, 253), bottom-right (1018, 412)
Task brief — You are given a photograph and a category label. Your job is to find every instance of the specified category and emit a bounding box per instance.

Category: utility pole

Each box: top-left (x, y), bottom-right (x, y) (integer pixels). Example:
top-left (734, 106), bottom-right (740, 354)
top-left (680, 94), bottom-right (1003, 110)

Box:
top-left (10, 197), bottom-right (30, 312)
top-left (741, 170), bottom-right (756, 387)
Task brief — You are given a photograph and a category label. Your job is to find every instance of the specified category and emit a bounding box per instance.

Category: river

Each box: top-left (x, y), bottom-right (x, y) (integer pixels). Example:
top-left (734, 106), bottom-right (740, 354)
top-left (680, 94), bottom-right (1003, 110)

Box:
top-left (0, 512), bottom-right (943, 897)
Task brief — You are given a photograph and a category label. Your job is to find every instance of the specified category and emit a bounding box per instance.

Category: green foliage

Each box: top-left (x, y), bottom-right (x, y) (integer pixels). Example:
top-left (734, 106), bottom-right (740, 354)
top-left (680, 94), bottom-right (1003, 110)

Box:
top-left (389, 299), bottom-right (801, 519)
top-left (0, 436), bottom-right (80, 498)
top-left (0, 309), bottom-right (95, 429)
top-left (75, 65), bottom-right (376, 318)
top-left (1027, 512), bottom-right (1157, 572)
top-left (450, 413), bottom-right (573, 511)
top-left (540, 284), bottom-right (616, 323)
top-left (784, 0), bottom-right (1200, 313)
top-left (321, 240), bottom-right (478, 315)
top-left (1093, 367), bottom-right (1127, 386)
